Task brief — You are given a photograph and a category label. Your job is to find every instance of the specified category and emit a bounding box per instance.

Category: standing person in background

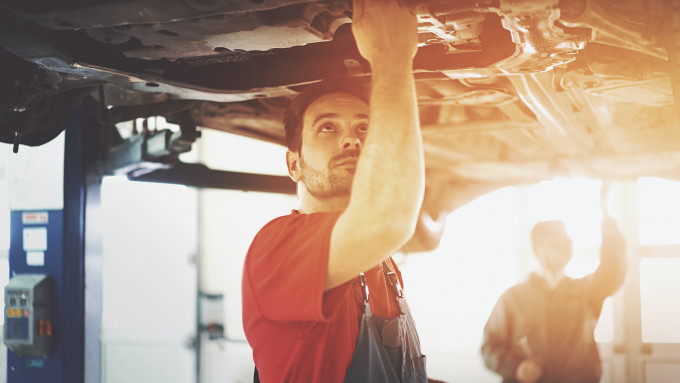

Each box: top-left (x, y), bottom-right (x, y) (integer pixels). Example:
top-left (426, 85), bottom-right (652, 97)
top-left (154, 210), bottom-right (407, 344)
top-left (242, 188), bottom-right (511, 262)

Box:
top-left (242, 0), bottom-right (441, 382)
top-left (481, 216), bottom-right (626, 383)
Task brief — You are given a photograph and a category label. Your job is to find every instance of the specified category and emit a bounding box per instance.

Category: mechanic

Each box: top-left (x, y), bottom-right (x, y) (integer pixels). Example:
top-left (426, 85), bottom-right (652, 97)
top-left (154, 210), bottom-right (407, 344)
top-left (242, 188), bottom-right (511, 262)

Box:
top-left (241, 0), bottom-right (431, 382)
top-left (481, 218), bottom-right (627, 383)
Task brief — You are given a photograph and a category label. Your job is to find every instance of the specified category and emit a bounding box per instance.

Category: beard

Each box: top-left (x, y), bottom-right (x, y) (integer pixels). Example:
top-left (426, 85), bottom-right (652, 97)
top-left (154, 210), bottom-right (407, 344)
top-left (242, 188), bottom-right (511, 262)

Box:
top-left (299, 150), bottom-right (359, 199)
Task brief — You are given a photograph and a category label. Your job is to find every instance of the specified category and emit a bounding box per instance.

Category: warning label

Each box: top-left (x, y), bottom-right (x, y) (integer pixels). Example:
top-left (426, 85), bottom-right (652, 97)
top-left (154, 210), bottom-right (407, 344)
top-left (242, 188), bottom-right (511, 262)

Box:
top-left (22, 212), bottom-right (49, 225)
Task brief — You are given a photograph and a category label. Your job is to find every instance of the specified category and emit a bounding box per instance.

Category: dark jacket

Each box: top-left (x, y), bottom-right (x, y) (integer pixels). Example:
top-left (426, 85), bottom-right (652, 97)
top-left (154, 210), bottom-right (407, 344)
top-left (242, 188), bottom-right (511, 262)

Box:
top-left (481, 234), bottom-right (626, 383)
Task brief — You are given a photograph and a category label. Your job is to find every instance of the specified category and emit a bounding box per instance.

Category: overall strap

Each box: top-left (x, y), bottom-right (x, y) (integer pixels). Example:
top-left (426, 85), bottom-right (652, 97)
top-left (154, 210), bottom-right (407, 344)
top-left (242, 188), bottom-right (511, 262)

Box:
top-left (359, 273), bottom-right (372, 316)
top-left (380, 262), bottom-right (407, 315)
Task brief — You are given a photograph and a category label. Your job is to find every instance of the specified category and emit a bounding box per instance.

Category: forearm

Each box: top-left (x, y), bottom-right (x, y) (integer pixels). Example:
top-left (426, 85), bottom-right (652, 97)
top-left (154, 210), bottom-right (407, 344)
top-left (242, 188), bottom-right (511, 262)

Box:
top-left (329, 66), bottom-right (423, 284)
top-left (346, 0), bottom-right (422, 235)
top-left (350, 63), bottom-right (424, 230)
top-left (598, 242), bottom-right (626, 286)
top-left (482, 337), bottom-right (523, 380)
top-left (482, 299), bottom-right (524, 380)
top-left (592, 219), bottom-right (627, 297)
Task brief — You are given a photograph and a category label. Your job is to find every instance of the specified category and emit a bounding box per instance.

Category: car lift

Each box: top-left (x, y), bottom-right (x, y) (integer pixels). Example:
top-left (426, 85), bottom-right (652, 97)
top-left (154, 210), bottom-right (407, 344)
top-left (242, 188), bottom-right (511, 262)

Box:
top-left (6, 98), bottom-right (294, 383)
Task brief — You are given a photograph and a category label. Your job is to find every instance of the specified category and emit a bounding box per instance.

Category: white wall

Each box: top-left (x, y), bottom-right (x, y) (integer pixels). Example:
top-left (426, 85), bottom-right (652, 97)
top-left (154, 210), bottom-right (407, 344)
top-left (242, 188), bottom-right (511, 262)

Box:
top-left (100, 177), bottom-right (198, 383)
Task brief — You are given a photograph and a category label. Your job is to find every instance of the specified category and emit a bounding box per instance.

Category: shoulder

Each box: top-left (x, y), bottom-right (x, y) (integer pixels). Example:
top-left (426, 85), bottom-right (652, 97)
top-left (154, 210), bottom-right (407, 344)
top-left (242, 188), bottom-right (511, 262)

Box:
top-left (562, 272), bottom-right (596, 291)
top-left (501, 274), bottom-right (540, 301)
top-left (252, 211), bottom-right (342, 245)
top-left (243, 211), bottom-right (347, 322)
top-left (246, 211), bottom-right (343, 266)
top-left (507, 274), bottom-right (534, 292)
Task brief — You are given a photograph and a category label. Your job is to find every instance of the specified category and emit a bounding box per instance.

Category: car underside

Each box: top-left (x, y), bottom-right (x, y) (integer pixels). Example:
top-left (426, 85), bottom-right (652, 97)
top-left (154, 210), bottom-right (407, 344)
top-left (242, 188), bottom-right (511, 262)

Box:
top-left (1, 0), bottom-right (679, 251)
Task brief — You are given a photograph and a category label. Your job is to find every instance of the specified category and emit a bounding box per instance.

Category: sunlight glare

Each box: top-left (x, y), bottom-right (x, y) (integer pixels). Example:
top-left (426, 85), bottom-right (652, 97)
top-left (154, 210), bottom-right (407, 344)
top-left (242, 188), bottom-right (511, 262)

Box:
top-left (638, 177), bottom-right (680, 245)
top-left (526, 178), bottom-right (603, 248)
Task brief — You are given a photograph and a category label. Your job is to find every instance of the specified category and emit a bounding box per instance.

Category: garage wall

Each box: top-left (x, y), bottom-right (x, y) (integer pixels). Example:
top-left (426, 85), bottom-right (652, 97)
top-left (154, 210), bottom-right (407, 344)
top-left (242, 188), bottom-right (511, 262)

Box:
top-left (100, 177), bottom-right (198, 383)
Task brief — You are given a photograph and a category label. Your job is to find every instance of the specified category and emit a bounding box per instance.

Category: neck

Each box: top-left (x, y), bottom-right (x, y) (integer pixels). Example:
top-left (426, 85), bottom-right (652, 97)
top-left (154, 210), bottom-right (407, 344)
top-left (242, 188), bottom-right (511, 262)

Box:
top-left (536, 266), bottom-right (566, 290)
top-left (297, 184), bottom-right (350, 214)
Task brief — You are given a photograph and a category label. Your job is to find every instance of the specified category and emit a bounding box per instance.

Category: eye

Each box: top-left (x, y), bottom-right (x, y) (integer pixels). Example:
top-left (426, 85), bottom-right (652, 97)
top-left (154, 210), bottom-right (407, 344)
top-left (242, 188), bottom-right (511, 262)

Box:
top-left (319, 123), bottom-right (335, 132)
top-left (356, 124), bottom-right (368, 133)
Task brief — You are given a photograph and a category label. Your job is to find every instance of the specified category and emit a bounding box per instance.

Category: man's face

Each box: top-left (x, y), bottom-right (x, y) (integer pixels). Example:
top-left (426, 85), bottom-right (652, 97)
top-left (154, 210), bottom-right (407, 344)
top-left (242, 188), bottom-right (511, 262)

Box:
top-left (536, 225), bottom-right (573, 275)
top-left (287, 92), bottom-right (369, 199)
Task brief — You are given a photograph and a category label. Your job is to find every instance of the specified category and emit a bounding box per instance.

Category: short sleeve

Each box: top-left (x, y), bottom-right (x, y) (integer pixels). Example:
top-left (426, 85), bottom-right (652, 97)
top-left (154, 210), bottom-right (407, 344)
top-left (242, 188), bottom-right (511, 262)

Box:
top-left (244, 212), bottom-right (342, 322)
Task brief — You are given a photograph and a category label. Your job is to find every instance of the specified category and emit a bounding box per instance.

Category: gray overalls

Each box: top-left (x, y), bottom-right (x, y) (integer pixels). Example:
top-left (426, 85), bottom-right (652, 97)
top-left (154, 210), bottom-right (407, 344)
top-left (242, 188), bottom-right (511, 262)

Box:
top-left (253, 262), bottom-right (427, 383)
top-left (343, 262), bottom-right (428, 383)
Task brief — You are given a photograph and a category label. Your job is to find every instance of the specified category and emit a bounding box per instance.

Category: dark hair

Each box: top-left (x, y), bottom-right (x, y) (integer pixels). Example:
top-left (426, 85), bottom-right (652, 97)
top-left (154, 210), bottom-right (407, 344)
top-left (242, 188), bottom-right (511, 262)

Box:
top-left (283, 77), bottom-right (369, 151)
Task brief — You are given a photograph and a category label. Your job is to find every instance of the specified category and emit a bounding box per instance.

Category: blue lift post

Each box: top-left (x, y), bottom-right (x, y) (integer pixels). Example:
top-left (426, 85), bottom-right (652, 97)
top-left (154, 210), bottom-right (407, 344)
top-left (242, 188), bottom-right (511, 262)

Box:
top-left (7, 103), bottom-right (102, 383)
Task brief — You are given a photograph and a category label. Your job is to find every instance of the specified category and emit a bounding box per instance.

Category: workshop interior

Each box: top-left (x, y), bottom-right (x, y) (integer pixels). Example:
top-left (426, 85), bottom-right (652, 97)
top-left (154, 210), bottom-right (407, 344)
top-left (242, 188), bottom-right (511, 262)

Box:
top-left (1, 0), bottom-right (680, 382)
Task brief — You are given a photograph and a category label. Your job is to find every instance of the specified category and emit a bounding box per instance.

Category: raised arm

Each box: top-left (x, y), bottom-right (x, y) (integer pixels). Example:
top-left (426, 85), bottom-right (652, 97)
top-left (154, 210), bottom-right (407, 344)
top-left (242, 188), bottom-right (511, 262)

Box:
top-left (325, 0), bottom-right (424, 289)
top-left (589, 217), bottom-right (627, 308)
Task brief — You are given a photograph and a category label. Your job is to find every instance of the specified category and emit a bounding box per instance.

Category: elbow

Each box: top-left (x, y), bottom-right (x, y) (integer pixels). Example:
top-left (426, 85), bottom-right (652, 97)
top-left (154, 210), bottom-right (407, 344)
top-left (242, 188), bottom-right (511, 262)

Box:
top-left (375, 214), bottom-right (418, 251)
top-left (388, 185), bottom-right (425, 240)
top-left (357, 191), bottom-right (422, 247)
top-left (389, 200), bottom-right (422, 239)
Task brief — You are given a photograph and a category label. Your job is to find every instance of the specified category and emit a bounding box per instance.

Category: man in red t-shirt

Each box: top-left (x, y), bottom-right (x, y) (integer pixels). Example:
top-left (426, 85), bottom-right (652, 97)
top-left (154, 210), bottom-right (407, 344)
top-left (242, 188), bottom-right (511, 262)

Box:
top-left (242, 0), bottom-right (431, 382)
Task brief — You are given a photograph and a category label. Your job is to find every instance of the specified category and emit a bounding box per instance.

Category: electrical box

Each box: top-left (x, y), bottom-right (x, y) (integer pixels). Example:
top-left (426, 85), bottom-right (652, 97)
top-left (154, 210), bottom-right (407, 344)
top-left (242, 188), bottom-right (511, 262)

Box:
top-left (3, 274), bottom-right (53, 358)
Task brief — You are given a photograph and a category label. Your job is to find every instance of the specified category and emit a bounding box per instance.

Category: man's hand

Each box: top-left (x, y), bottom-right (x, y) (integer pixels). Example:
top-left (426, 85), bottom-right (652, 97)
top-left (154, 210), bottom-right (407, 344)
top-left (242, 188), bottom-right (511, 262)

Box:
top-left (352, 0), bottom-right (418, 68)
top-left (515, 358), bottom-right (543, 383)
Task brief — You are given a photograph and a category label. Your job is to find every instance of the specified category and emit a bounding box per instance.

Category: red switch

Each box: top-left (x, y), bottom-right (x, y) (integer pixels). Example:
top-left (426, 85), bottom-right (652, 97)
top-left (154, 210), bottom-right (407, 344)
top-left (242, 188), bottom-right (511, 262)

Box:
top-left (39, 320), bottom-right (52, 336)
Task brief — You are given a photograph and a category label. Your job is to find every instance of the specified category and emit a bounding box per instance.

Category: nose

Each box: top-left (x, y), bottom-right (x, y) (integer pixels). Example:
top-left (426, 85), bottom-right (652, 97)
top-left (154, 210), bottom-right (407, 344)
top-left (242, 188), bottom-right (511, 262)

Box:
top-left (341, 131), bottom-right (362, 151)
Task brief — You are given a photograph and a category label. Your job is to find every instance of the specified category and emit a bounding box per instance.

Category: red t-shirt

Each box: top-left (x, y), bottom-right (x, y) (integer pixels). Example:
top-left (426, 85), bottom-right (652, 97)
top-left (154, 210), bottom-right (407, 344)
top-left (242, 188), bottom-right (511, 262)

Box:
top-left (242, 211), bottom-right (405, 383)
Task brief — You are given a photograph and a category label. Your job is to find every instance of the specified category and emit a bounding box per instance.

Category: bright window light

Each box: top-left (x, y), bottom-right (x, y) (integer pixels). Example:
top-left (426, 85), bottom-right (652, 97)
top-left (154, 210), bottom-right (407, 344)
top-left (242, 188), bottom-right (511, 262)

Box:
top-left (114, 116), bottom-right (180, 139)
top-left (525, 178), bottom-right (603, 248)
top-left (564, 257), bottom-right (599, 278)
top-left (638, 177), bottom-right (680, 246)
top-left (640, 258), bottom-right (680, 343)
top-left (399, 186), bottom-right (522, 380)
top-left (595, 297), bottom-right (614, 343)
top-left (199, 129), bottom-right (288, 176)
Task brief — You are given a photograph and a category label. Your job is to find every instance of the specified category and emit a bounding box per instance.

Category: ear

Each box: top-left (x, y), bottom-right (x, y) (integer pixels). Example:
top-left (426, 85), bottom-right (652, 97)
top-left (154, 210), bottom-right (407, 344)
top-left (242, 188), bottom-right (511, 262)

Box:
top-left (286, 150), bottom-right (302, 182)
